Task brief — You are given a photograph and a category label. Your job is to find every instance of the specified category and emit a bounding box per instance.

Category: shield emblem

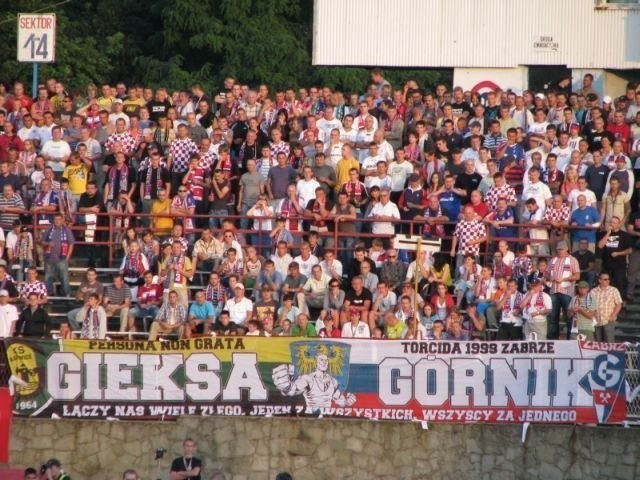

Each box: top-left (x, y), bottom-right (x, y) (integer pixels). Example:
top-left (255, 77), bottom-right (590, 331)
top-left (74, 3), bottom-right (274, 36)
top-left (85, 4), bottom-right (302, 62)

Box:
top-left (289, 340), bottom-right (351, 392)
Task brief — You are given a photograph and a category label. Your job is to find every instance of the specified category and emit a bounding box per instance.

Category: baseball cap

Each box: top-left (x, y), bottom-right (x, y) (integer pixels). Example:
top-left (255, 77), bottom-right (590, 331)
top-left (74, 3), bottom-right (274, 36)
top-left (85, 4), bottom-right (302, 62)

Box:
top-left (618, 96), bottom-right (628, 103)
top-left (615, 156), bottom-right (627, 163)
top-left (233, 284), bottom-right (245, 291)
top-left (46, 459), bottom-right (61, 468)
top-left (20, 226), bottom-right (29, 233)
top-left (350, 308), bottom-right (360, 315)
top-left (114, 98), bottom-right (124, 104)
top-left (0, 290), bottom-right (9, 297)
top-left (603, 96), bottom-right (612, 104)
top-left (556, 240), bottom-right (569, 250)
top-left (577, 281), bottom-right (590, 289)
top-left (535, 93), bottom-right (545, 100)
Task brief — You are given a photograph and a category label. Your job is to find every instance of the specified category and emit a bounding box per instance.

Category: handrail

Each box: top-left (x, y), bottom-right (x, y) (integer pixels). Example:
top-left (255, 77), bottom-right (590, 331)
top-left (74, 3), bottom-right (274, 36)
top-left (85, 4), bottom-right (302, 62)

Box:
top-left (16, 209), bottom-right (602, 266)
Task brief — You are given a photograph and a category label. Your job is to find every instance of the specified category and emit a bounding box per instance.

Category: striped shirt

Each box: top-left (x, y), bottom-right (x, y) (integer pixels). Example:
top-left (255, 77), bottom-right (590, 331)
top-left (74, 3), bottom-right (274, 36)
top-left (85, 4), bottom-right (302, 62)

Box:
top-left (0, 193), bottom-right (25, 230)
top-left (104, 284), bottom-right (132, 306)
top-left (548, 255), bottom-right (580, 296)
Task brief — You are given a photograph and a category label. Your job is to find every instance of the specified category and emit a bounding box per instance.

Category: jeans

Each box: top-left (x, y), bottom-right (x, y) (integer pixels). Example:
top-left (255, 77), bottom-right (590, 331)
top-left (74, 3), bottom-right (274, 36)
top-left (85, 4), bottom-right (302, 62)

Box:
top-left (14, 259), bottom-right (33, 283)
top-left (67, 307), bottom-right (82, 330)
top-left (337, 236), bottom-right (355, 268)
top-left (209, 209), bottom-right (229, 230)
top-left (550, 293), bottom-right (572, 340)
top-left (45, 259), bottom-right (71, 297)
top-left (239, 204), bottom-right (251, 230)
top-left (252, 232), bottom-right (272, 258)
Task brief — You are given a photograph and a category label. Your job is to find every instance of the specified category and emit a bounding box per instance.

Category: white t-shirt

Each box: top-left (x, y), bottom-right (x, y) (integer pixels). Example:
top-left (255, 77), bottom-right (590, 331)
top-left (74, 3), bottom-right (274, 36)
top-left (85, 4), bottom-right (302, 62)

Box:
top-left (388, 161), bottom-right (414, 192)
top-left (567, 188), bottom-right (598, 211)
top-left (341, 321), bottom-right (371, 338)
top-left (224, 297), bottom-right (254, 325)
top-left (551, 145), bottom-right (573, 171)
top-left (369, 201), bottom-right (401, 235)
top-left (0, 303), bottom-right (19, 337)
top-left (293, 254), bottom-right (319, 278)
top-left (296, 179), bottom-right (320, 207)
top-left (521, 181), bottom-right (552, 210)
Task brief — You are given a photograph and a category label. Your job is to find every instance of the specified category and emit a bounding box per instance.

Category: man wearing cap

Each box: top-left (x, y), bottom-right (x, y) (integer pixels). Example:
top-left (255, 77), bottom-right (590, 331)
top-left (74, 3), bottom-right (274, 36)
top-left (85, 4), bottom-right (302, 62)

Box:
top-left (342, 308), bottom-right (371, 338)
top-left (547, 240), bottom-right (581, 339)
top-left (598, 216), bottom-right (632, 295)
top-left (43, 458), bottom-right (71, 480)
top-left (223, 283), bottom-right (253, 328)
top-left (569, 281), bottom-right (597, 340)
top-left (520, 278), bottom-right (552, 340)
top-left (0, 288), bottom-right (18, 338)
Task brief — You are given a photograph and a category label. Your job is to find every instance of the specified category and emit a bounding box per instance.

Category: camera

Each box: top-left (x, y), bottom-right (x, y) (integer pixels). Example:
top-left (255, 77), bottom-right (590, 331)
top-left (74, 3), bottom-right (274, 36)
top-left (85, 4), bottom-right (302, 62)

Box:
top-left (40, 465), bottom-right (47, 474)
top-left (155, 447), bottom-right (166, 460)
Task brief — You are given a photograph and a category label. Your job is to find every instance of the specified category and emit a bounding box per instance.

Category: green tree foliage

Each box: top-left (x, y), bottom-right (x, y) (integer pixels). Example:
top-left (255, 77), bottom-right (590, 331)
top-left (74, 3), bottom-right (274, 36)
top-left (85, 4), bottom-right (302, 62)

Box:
top-left (0, 0), bottom-right (450, 94)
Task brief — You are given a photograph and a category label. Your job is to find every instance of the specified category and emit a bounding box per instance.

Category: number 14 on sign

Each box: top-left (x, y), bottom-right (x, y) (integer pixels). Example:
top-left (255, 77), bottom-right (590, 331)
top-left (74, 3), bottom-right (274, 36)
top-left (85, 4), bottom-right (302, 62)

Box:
top-left (23, 33), bottom-right (49, 60)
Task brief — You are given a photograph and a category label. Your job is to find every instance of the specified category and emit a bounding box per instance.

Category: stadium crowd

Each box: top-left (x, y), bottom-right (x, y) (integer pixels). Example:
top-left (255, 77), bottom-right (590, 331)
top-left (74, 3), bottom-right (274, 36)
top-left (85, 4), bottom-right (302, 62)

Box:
top-left (0, 70), bottom-right (638, 343)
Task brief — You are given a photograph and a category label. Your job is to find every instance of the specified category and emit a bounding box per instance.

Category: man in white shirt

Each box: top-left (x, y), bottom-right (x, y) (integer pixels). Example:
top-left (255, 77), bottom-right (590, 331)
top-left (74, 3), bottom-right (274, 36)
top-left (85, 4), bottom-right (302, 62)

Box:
top-left (388, 149), bottom-right (414, 200)
top-left (550, 132), bottom-right (573, 171)
top-left (223, 284), bottom-right (253, 327)
top-left (296, 166), bottom-right (320, 207)
top-left (567, 177), bottom-right (598, 211)
top-left (316, 106), bottom-right (343, 141)
top-left (374, 129), bottom-right (394, 162)
top-left (319, 250), bottom-right (343, 282)
top-left (340, 114), bottom-right (359, 145)
top-left (293, 242), bottom-right (319, 278)
top-left (17, 114), bottom-right (41, 144)
top-left (0, 289), bottom-right (18, 337)
top-left (41, 126), bottom-right (71, 174)
top-left (109, 99), bottom-right (130, 127)
top-left (521, 166), bottom-right (552, 212)
top-left (368, 188), bottom-right (401, 236)
top-left (354, 116), bottom-right (377, 163)
top-left (342, 308), bottom-right (371, 338)
top-left (361, 143), bottom-right (385, 189)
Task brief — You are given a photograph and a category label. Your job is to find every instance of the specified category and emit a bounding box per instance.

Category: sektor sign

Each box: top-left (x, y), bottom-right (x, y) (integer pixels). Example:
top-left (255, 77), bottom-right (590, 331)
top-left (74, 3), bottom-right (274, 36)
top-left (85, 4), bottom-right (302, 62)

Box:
top-left (17, 14), bottom-right (56, 63)
top-left (3, 338), bottom-right (628, 424)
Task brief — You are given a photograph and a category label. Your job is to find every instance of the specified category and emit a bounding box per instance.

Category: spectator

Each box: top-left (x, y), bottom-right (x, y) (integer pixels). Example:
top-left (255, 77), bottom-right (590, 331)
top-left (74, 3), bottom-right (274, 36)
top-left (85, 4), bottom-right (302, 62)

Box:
top-left (291, 312), bottom-right (317, 337)
top-left (520, 278), bottom-right (552, 340)
top-left (77, 293), bottom-right (107, 340)
top-left (590, 272), bottom-right (623, 343)
top-left (159, 240), bottom-right (193, 306)
top-left (223, 283), bottom-right (253, 329)
top-left (103, 274), bottom-right (132, 333)
top-left (169, 438), bottom-right (202, 480)
top-left (41, 212), bottom-right (74, 297)
top-left (15, 292), bottom-right (49, 337)
top-left (598, 216), bottom-right (632, 295)
top-left (149, 290), bottom-right (187, 341)
top-left (128, 271), bottom-right (163, 332)
top-left (569, 281), bottom-right (597, 340)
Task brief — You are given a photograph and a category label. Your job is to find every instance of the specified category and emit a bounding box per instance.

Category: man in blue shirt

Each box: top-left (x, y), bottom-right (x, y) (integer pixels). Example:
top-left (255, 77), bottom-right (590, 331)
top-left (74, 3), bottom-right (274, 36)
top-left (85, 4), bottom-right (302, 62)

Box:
top-left (437, 174), bottom-right (463, 223)
top-left (188, 290), bottom-right (215, 335)
top-left (570, 194), bottom-right (601, 252)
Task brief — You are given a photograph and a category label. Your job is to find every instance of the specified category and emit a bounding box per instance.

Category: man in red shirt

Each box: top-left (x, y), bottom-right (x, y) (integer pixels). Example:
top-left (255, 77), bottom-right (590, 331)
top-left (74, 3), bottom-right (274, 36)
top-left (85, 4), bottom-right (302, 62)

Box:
top-left (606, 110), bottom-right (631, 153)
top-left (127, 270), bottom-right (163, 332)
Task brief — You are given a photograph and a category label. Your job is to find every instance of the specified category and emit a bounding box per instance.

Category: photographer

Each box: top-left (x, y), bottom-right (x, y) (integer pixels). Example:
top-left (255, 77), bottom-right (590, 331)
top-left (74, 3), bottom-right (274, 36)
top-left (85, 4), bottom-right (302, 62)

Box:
top-left (42, 459), bottom-right (71, 480)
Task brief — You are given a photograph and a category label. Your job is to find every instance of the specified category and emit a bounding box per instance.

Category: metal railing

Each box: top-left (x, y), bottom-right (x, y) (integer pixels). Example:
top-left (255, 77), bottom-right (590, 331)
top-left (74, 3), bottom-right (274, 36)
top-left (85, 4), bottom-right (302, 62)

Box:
top-left (18, 210), bottom-right (601, 267)
top-left (626, 343), bottom-right (640, 422)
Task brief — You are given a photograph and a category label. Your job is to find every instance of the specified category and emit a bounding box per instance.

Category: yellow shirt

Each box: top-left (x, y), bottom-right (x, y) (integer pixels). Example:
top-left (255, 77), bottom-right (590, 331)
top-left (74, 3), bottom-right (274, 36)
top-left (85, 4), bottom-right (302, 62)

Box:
top-left (335, 157), bottom-right (360, 191)
top-left (62, 164), bottom-right (90, 194)
top-left (151, 199), bottom-right (174, 233)
top-left (385, 321), bottom-right (407, 339)
top-left (161, 256), bottom-right (192, 289)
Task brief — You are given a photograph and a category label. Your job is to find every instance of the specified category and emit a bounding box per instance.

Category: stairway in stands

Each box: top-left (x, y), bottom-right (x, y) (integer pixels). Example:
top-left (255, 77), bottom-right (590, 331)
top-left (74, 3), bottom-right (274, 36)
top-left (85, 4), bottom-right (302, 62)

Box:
top-left (616, 290), bottom-right (640, 343)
